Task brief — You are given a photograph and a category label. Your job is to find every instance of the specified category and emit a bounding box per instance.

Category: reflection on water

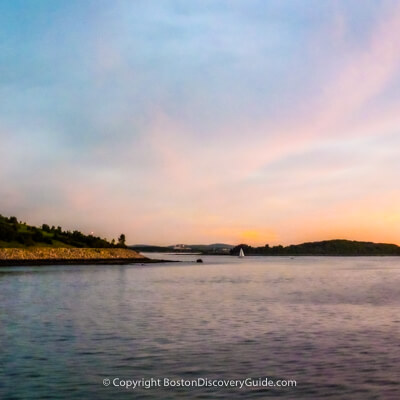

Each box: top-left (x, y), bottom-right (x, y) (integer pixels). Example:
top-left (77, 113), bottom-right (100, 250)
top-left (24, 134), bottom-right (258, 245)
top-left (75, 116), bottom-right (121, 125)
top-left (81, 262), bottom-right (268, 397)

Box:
top-left (1, 256), bottom-right (400, 399)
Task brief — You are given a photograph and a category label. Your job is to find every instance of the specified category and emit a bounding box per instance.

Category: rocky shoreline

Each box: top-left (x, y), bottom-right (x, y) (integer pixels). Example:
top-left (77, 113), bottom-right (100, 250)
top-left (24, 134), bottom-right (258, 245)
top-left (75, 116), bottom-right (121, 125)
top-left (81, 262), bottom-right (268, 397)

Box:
top-left (0, 247), bottom-right (168, 266)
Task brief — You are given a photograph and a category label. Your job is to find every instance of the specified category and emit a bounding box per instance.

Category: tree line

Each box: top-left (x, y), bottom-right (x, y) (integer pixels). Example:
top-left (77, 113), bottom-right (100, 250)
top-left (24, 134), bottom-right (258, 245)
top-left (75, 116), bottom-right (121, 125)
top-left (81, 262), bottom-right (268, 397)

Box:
top-left (0, 214), bottom-right (126, 248)
top-left (230, 240), bottom-right (400, 256)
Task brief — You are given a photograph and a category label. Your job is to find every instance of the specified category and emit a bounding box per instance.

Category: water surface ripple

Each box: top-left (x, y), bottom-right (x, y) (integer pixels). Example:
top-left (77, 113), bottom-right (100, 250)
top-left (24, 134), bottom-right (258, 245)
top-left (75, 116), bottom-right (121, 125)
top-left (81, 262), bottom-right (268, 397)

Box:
top-left (1, 255), bottom-right (399, 399)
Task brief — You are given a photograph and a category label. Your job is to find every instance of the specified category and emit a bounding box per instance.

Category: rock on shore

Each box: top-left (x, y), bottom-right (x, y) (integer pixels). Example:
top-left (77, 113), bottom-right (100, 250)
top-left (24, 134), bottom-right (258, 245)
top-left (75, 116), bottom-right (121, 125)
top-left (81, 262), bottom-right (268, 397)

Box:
top-left (0, 247), bottom-right (145, 261)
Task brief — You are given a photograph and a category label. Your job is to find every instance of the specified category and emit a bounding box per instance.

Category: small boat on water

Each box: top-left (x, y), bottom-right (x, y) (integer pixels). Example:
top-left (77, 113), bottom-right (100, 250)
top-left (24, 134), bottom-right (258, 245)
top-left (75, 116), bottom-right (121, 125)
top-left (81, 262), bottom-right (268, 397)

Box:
top-left (239, 248), bottom-right (245, 258)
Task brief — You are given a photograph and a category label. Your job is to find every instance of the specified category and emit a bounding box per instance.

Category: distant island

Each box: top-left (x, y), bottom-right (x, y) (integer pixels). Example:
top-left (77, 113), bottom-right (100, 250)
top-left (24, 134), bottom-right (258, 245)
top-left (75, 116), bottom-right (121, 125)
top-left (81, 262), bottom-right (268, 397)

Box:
top-left (130, 243), bottom-right (234, 254)
top-left (230, 240), bottom-right (400, 256)
top-left (132, 239), bottom-right (400, 256)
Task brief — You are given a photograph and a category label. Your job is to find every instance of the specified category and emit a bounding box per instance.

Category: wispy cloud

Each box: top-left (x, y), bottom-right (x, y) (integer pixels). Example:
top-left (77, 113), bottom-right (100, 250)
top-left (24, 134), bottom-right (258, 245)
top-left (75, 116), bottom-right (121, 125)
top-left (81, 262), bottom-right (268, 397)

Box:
top-left (1, 0), bottom-right (400, 245)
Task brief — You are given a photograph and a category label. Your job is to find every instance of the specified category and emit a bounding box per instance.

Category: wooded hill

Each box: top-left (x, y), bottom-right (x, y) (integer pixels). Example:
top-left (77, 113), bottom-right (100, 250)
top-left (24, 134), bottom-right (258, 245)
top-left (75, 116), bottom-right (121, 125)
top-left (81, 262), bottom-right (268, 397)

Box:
top-left (230, 240), bottom-right (400, 256)
top-left (0, 214), bottom-right (126, 248)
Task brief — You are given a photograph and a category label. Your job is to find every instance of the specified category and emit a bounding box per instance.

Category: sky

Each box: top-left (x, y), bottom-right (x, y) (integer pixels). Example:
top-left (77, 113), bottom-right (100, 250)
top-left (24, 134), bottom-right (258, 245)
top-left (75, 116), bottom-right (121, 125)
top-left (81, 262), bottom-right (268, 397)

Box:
top-left (1, 0), bottom-right (400, 246)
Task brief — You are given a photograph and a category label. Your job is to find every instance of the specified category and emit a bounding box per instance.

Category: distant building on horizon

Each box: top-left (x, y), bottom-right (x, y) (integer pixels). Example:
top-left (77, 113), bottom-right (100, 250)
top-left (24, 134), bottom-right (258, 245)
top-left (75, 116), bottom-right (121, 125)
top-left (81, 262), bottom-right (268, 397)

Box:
top-left (173, 244), bottom-right (192, 250)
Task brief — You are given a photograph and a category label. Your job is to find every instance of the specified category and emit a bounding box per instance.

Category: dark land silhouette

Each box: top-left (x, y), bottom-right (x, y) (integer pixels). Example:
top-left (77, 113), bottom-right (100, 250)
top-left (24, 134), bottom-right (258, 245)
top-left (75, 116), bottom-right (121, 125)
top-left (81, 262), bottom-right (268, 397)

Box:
top-left (230, 240), bottom-right (400, 256)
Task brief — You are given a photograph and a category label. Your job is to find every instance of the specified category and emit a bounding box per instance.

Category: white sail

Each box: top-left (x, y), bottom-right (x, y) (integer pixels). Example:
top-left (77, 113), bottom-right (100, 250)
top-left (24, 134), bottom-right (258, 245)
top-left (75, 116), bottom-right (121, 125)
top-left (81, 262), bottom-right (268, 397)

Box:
top-left (239, 248), bottom-right (245, 258)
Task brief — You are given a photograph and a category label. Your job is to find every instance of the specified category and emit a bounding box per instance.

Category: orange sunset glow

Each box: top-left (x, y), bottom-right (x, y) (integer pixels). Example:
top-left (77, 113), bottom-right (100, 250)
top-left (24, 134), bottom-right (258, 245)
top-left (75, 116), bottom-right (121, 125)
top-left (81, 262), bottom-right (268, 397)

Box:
top-left (1, 1), bottom-right (400, 247)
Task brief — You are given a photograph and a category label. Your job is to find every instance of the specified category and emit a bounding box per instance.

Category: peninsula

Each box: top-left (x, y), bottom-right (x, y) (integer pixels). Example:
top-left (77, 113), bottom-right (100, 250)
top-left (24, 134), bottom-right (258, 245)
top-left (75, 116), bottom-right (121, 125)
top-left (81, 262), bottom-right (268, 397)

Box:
top-left (0, 214), bottom-right (158, 266)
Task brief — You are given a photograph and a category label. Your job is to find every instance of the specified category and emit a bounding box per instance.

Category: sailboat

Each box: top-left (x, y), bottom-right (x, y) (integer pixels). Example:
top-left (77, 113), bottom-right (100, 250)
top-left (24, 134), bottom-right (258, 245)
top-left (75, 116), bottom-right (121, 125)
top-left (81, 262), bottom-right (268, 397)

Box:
top-left (239, 248), bottom-right (245, 258)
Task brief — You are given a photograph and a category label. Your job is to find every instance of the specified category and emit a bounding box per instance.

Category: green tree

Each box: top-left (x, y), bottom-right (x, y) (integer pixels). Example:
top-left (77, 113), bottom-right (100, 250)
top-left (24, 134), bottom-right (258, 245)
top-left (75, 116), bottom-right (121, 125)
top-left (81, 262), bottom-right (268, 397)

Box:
top-left (8, 216), bottom-right (18, 224)
top-left (42, 224), bottom-right (50, 232)
top-left (118, 234), bottom-right (126, 248)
